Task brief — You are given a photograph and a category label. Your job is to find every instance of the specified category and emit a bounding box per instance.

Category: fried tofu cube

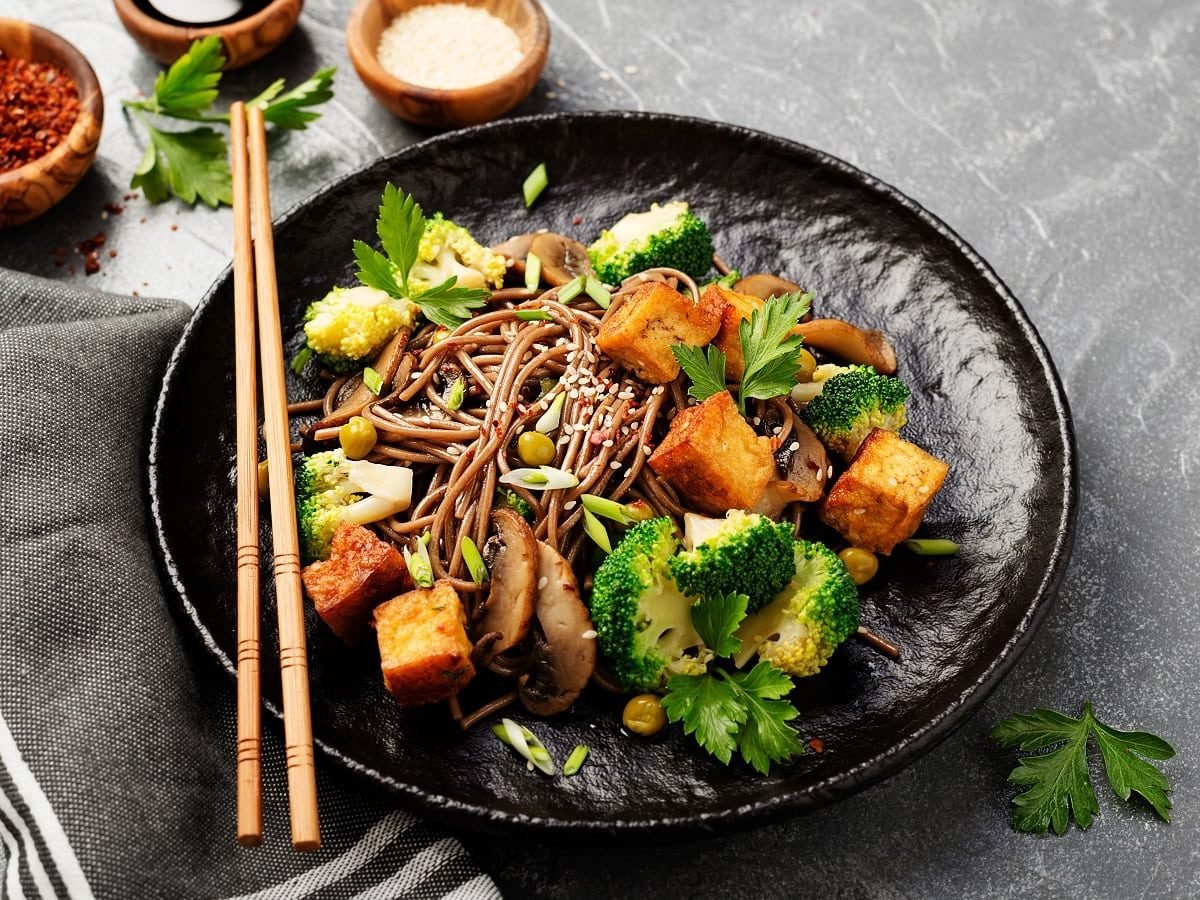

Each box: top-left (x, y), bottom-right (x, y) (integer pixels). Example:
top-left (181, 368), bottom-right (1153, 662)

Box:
top-left (649, 389), bottom-right (775, 514)
top-left (820, 428), bottom-right (949, 554)
top-left (374, 580), bottom-right (475, 708)
top-left (709, 285), bottom-right (764, 380)
top-left (596, 280), bottom-right (724, 383)
top-left (301, 523), bottom-right (411, 643)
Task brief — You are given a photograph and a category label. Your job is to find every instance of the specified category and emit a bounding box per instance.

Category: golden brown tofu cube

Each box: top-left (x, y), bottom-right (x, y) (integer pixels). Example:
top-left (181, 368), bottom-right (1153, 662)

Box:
top-left (820, 428), bottom-right (949, 554)
top-left (649, 389), bottom-right (775, 514)
top-left (374, 581), bottom-right (475, 708)
top-left (301, 524), bottom-right (411, 644)
top-left (596, 280), bottom-right (724, 383)
top-left (709, 285), bottom-right (764, 380)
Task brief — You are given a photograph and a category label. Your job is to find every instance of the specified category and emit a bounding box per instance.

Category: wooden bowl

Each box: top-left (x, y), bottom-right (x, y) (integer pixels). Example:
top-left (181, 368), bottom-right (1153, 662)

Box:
top-left (0, 19), bottom-right (103, 229)
top-left (346, 0), bottom-right (549, 128)
top-left (112, 0), bottom-right (303, 69)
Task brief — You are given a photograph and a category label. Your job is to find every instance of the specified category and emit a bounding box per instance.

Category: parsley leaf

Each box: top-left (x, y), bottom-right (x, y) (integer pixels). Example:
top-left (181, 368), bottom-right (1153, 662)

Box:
top-left (249, 67), bottom-right (337, 130)
top-left (376, 182), bottom-right (426, 294)
top-left (737, 291), bottom-right (813, 413)
top-left (661, 673), bottom-right (744, 765)
top-left (132, 123), bottom-right (232, 207)
top-left (672, 344), bottom-right (727, 403)
top-left (690, 592), bottom-right (747, 658)
top-left (992, 704), bottom-right (1175, 835)
top-left (353, 240), bottom-right (404, 297)
top-left (721, 663), bottom-right (804, 774)
top-left (145, 35), bottom-right (225, 118)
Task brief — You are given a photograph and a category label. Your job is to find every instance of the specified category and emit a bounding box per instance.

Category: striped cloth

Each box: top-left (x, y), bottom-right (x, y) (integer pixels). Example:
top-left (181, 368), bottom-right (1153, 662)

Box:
top-left (0, 270), bottom-right (499, 900)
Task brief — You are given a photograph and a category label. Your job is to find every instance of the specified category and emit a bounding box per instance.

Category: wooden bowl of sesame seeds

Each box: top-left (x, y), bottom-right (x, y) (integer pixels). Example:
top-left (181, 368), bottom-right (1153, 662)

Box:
top-left (347, 0), bottom-right (549, 128)
top-left (0, 19), bottom-right (103, 229)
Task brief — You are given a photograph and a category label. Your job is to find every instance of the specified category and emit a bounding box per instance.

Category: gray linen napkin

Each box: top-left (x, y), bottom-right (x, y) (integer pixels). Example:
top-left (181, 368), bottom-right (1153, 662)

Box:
top-left (0, 269), bottom-right (499, 900)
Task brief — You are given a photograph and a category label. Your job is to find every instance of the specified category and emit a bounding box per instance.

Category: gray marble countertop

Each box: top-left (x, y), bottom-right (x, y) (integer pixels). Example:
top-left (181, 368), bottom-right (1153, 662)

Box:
top-left (8, 1), bottom-right (1199, 896)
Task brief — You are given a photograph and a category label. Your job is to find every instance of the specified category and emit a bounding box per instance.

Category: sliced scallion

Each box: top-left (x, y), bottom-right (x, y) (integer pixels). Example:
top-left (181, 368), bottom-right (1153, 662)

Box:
top-left (535, 390), bottom-right (567, 434)
top-left (498, 466), bottom-right (579, 491)
top-left (515, 309), bottom-right (553, 321)
top-left (461, 535), bottom-right (488, 585)
top-left (404, 535), bottom-right (434, 588)
top-left (901, 538), bottom-right (959, 556)
top-left (584, 277), bottom-right (611, 309)
top-left (562, 745), bottom-right (589, 777)
top-left (580, 493), bottom-right (652, 526)
top-left (290, 345), bottom-right (313, 375)
top-left (493, 718), bottom-right (556, 775)
top-left (557, 274), bottom-right (585, 304)
top-left (582, 507), bottom-right (612, 553)
top-left (363, 366), bottom-right (384, 395)
top-left (525, 251), bottom-right (543, 290)
top-left (523, 163), bottom-right (548, 209)
top-left (446, 376), bottom-right (466, 411)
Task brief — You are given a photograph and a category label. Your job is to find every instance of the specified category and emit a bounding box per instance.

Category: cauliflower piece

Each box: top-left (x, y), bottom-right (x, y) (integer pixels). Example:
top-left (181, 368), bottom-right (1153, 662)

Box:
top-left (302, 285), bottom-right (418, 373)
top-left (409, 214), bottom-right (506, 294)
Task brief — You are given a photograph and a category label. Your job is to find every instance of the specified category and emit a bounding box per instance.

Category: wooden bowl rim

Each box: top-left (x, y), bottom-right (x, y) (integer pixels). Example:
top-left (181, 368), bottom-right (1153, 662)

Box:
top-left (110, 0), bottom-right (303, 46)
top-left (345, 0), bottom-right (549, 105)
top-left (0, 17), bottom-right (104, 189)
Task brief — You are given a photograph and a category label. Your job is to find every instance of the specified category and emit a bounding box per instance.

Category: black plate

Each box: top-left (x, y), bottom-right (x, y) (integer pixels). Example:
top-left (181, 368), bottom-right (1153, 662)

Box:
top-left (149, 112), bottom-right (1076, 838)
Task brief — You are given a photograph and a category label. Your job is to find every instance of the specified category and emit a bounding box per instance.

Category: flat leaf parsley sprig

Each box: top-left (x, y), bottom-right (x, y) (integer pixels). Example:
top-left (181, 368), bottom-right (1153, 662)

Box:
top-left (123, 36), bottom-right (335, 207)
top-left (661, 592), bottom-right (805, 775)
top-left (353, 183), bottom-right (489, 330)
top-left (992, 704), bottom-right (1175, 835)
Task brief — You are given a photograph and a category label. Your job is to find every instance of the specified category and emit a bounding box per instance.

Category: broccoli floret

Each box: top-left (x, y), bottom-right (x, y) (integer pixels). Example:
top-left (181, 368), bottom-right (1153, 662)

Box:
top-left (802, 365), bottom-right (909, 459)
top-left (589, 517), bottom-right (710, 691)
top-left (587, 201), bottom-right (714, 284)
top-left (668, 511), bottom-right (797, 612)
top-left (302, 285), bottom-right (418, 374)
top-left (495, 488), bottom-right (534, 521)
top-left (296, 450), bottom-right (413, 561)
top-left (734, 540), bottom-right (859, 677)
top-left (409, 214), bottom-right (506, 295)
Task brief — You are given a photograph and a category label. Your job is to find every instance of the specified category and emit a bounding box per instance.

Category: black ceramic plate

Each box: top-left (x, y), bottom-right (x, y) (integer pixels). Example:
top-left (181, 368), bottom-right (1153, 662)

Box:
top-left (149, 112), bottom-right (1076, 838)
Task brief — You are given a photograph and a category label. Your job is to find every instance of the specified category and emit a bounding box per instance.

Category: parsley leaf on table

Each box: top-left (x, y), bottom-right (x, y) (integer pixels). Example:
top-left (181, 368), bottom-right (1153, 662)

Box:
top-left (354, 183), bottom-right (489, 329)
top-left (672, 343), bottom-right (728, 403)
top-left (690, 592), bottom-right (747, 658)
top-left (249, 67), bottom-right (337, 130)
top-left (141, 35), bottom-right (225, 119)
top-left (131, 124), bottom-right (232, 207)
top-left (991, 704), bottom-right (1175, 835)
top-left (737, 291), bottom-right (812, 412)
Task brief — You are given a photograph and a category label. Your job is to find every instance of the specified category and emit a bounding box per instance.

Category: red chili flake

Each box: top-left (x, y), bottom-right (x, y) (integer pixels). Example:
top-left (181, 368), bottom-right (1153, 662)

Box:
top-left (139, 217), bottom-right (147, 224)
top-left (589, 429), bottom-right (610, 446)
top-left (572, 215), bottom-right (583, 226)
top-left (108, 249), bottom-right (118, 258)
top-left (82, 252), bottom-right (100, 275)
top-left (0, 52), bottom-right (80, 172)
top-left (75, 231), bottom-right (107, 276)
top-left (104, 201), bottom-right (124, 215)
top-left (807, 738), bottom-right (825, 753)
top-left (131, 290), bottom-right (140, 297)
top-left (170, 223), bottom-right (179, 232)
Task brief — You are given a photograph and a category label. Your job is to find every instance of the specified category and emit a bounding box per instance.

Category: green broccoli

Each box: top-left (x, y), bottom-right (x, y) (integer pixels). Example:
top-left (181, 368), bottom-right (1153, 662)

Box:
top-left (296, 450), bottom-right (413, 561)
top-left (802, 365), bottom-right (909, 459)
top-left (589, 517), bottom-right (710, 691)
top-left (733, 540), bottom-right (859, 677)
top-left (409, 214), bottom-right (506, 295)
top-left (587, 201), bottom-right (714, 284)
top-left (668, 511), bottom-right (797, 612)
top-left (302, 285), bottom-right (418, 374)
top-left (496, 488), bottom-right (534, 521)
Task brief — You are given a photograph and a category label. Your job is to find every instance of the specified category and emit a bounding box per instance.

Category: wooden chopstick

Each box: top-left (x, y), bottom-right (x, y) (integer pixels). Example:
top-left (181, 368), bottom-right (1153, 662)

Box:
top-left (246, 104), bottom-right (322, 852)
top-left (230, 102), bottom-right (264, 848)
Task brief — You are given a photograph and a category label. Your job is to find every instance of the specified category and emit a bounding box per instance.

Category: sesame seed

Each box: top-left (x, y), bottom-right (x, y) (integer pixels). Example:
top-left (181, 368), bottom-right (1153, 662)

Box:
top-left (828, 465), bottom-right (834, 478)
top-left (888, 477), bottom-right (898, 487)
top-left (558, 435), bottom-right (570, 445)
top-left (919, 485), bottom-right (930, 494)
top-left (581, 629), bottom-right (597, 640)
top-left (752, 417), bottom-right (762, 426)
top-left (421, 415), bottom-right (432, 425)
top-left (789, 441), bottom-right (800, 452)
top-left (610, 460), bottom-right (622, 470)
top-left (537, 576), bottom-right (548, 589)
top-left (643, 445), bottom-right (653, 455)
top-left (852, 508), bottom-right (866, 515)
top-left (602, 439), bottom-right (614, 448)
top-left (564, 500), bottom-right (577, 510)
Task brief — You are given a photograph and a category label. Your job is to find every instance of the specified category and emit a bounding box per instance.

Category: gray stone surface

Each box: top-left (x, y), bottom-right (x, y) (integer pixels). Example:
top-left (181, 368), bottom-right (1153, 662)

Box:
top-left (6, 0), bottom-right (1199, 896)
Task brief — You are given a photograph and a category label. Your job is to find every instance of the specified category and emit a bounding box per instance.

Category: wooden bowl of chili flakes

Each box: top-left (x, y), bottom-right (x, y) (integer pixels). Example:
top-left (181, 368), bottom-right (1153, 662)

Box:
top-left (0, 19), bottom-right (103, 228)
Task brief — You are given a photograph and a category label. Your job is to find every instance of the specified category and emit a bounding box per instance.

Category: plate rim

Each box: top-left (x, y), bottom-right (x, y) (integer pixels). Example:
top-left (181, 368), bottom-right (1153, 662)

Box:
top-left (147, 110), bottom-right (1078, 838)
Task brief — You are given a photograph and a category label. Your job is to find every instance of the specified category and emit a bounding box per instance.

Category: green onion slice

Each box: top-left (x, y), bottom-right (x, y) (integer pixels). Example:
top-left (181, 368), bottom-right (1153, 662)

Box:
top-left (290, 346), bottom-right (313, 375)
top-left (901, 538), bottom-right (959, 556)
top-left (493, 718), bottom-right (556, 775)
top-left (515, 309), bottom-right (553, 321)
top-left (557, 274), bottom-right (585, 304)
top-left (403, 535), bottom-right (434, 588)
top-left (582, 507), bottom-right (612, 553)
top-left (562, 745), bottom-right (589, 776)
top-left (523, 163), bottom-right (548, 208)
top-left (362, 366), bottom-right (384, 395)
top-left (585, 277), bottom-right (611, 309)
top-left (535, 391), bottom-right (566, 434)
top-left (498, 466), bottom-right (578, 491)
top-left (525, 251), bottom-right (543, 290)
top-left (446, 376), bottom-right (466, 411)
top-left (460, 535), bottom-right (488, 585)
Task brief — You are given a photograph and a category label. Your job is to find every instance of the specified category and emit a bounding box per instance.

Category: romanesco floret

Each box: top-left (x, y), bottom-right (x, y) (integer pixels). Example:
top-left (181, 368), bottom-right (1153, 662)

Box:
top-left (733, 540), bottom-right (859, 677)
top-left (302, 285), bottom-right (418, 374)
top-left (297, 450), bottom-right (413, 561)
top-left (668, 511), bottom-right (797, 612)
top-left (587, 201), bottom-right (714, 284)
top-left (589, 517), bottom-right (710, 691)
top-left (802, 365), bottom-right (909, 460)
top-left (409, 214), bottom-right (506, 295)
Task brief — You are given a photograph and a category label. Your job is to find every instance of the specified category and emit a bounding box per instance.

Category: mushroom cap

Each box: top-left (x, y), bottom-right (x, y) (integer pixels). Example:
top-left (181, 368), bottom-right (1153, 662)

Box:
top-left (529, 232), bottom-right (594, 287)
top-left (734, 273), bottom-right (813, 322)
top-left (518, 541), bottom-right (597, 716)
top-left (476, 508), bottom-right (537, 655)
top-left (796, 318), bottom-right (898, 374)
top-left (491, 232), bottom-right (538, 275)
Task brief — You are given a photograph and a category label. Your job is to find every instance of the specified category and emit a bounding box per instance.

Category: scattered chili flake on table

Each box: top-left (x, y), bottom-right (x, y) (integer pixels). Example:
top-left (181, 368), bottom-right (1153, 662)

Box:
top-left (0, 51), bottom-right (80, 172)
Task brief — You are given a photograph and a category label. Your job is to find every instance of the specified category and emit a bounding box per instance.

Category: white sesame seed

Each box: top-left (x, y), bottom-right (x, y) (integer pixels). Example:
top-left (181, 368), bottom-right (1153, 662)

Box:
top-left (558, 435), bottom-right (570, 445)
top-left (602, 439), bottom-right (614, 448)
top-left (772, 426), bottom-right (783, 435)
top-left (918, 485), bottom-right (930, 494)
top-left (421, 415), bottom-right (432, 425)
top-left (643, 445), bottom-right (653, 455)
top-left (410, 372), bottom-right (421, 380)
top-left (789, 441), bottom-right (800, 452)
top-left (888, 477), bottom-right (898, 487)
top-left (581, 629), bottom-right (597, 640)
top-left (564, 500), bottom-right (577, 510)
top-left (537, 576), bottom-right (548, 590)
top-left (828, 465), bottom-right (834, 478)
top-left (852, 508), bottom-right (866, 515)
top-left (752, 417), bottom-right (762, 426)
top-left (610, 460), bottom-right (622, 470)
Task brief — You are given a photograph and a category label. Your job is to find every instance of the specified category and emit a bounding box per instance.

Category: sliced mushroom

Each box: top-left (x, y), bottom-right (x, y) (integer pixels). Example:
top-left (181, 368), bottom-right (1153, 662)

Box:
top-left (796, 318), bottom-right (898, 374)
top-left (529, 232), bottom-right (594, 286)
top-left (491, 232), bottom-right (539, 275)
top-left (476, 508), bottom-right (537, 656)
top-left (518, 542), bottom-right (597, 716)
top-left (308, 329), bottom-right (411, 437)
top-left (771, 418), bottom-right (830, 504)
top-left (733, 273), bottom-right (813, 322)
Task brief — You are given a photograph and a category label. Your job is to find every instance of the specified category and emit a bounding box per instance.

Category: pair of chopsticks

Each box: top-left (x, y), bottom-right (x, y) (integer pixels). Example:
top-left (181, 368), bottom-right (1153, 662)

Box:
top-left (230, 102), bottom-right (321, 852)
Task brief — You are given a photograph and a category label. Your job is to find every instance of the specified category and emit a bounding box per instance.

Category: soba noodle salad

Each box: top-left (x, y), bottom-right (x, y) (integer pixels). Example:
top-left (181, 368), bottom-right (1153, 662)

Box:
top-left (286, 183), bottom-right (952, 776)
